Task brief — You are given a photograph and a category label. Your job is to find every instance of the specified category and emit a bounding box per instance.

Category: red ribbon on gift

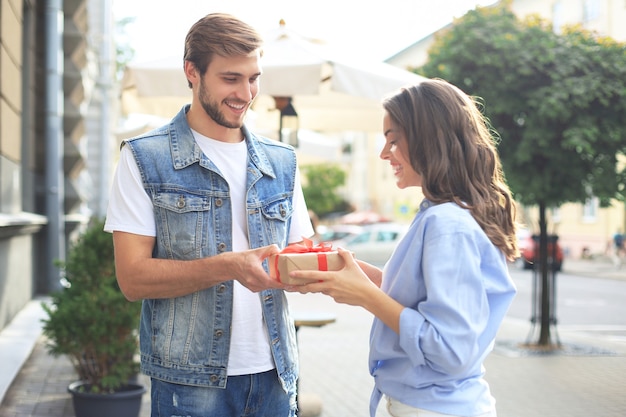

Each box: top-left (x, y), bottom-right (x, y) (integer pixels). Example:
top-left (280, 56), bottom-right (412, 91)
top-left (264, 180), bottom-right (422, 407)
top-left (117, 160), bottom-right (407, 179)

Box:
top-left (274, 238), bottom-right (333, 281)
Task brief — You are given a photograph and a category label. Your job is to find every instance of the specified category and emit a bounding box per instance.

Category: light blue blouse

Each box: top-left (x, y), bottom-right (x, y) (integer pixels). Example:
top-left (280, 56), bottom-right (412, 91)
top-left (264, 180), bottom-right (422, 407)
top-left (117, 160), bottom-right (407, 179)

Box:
top-left (369, 199), bottom-right (517, 416)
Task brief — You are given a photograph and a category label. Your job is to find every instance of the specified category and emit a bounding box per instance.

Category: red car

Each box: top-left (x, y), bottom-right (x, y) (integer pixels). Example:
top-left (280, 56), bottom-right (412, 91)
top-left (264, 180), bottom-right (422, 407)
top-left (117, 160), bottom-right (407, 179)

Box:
top-left (518, 231), bottom-right (564, 271)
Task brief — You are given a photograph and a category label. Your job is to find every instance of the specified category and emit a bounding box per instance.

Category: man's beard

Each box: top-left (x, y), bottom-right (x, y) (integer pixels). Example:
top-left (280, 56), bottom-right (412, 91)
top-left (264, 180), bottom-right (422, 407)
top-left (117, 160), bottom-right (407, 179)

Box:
top-left (198, 77), bottom-right (246, 129)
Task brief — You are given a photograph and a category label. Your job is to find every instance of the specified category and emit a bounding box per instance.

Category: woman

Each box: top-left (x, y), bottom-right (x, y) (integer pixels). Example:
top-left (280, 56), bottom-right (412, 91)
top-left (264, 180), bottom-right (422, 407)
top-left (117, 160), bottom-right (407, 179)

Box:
top-left (289, 79), bottom-right (518, 417)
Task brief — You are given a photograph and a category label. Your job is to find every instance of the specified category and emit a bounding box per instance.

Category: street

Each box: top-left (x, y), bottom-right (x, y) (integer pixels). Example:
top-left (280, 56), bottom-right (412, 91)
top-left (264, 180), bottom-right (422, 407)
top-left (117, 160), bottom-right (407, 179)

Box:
top-left (507, 265), bottom-right (626, 345)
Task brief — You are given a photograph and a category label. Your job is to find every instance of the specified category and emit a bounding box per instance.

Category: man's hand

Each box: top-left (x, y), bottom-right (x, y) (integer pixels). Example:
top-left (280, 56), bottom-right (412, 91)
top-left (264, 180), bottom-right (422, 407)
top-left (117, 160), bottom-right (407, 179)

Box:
top-left (231, 244), bottom-right (282, 292)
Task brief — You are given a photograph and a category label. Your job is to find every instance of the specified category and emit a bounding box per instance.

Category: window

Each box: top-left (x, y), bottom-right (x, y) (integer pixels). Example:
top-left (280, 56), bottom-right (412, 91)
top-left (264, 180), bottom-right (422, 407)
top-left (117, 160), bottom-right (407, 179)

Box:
top-left (550, 207), bottom-right (561, 224)
top-left (376, 231), bottom-right (398, 242)
top-left (552, 1), bottom-right (564, 33)
top-left (583, 0), bottom-right (601, 22)
top-left (582, 196), bottom-right (599, 223)
top-left (350, 232), bottom-right (371, 244)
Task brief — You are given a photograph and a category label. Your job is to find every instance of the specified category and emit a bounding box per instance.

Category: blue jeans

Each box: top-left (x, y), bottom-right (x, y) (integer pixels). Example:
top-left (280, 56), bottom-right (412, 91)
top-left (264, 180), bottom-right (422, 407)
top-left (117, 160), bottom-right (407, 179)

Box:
top-left (150, 370), bottom-right (297, 417)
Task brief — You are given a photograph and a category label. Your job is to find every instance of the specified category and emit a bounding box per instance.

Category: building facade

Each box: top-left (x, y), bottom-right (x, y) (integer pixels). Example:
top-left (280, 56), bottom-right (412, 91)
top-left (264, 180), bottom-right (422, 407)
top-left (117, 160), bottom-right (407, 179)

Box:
top-left (0, 0), bottom-right (115, 332)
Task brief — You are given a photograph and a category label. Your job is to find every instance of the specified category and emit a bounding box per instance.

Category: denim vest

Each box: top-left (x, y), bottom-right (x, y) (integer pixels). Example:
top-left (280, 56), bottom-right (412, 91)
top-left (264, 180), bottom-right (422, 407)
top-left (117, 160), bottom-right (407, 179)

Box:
top-left (125, 105), bottom-right (299, 394)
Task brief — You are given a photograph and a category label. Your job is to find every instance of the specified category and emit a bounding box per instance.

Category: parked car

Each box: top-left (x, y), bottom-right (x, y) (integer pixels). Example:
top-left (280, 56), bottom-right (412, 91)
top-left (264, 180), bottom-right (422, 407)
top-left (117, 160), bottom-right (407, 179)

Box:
top-left (518, 231), bottom-right (564, 271)
top-left (334, 223), bottom-right (409, 267)
top-left (317, 224), bottom-right (364, 243)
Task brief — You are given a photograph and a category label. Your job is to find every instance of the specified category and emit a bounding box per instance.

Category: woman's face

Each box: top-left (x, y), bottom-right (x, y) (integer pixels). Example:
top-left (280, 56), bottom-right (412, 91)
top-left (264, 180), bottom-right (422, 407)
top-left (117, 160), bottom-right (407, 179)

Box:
top-left (380, 112), bottom-right (422, 189)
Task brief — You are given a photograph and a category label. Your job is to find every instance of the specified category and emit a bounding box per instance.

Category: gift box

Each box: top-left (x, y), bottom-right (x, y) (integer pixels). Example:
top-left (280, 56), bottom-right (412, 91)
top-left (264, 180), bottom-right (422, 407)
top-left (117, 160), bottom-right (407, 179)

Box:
top-left (269, 251), bottom-right (345, 285)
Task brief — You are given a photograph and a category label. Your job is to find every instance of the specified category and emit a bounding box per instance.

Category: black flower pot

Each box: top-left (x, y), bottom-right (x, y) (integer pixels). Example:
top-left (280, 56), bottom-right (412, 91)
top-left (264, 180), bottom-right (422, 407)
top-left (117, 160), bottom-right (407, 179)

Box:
top-left (68, 381), bottom-right (146, 417)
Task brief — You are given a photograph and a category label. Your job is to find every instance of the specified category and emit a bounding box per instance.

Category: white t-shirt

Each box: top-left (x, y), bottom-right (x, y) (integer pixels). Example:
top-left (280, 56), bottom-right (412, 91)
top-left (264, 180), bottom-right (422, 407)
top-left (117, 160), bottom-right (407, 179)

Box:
top-left (105, 130), bottom-right (314, 375)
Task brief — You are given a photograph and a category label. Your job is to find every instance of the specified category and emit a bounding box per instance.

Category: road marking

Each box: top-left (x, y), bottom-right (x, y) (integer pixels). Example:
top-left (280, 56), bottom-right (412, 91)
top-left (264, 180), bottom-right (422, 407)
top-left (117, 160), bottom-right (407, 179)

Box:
top-left (562, 298), bottom-right (607, 307)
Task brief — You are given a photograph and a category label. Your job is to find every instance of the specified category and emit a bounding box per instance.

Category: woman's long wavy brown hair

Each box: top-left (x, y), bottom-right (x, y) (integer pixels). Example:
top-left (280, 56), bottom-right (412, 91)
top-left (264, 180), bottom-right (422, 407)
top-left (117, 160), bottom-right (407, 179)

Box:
top-left (383, 79), bottom-right (519, 261)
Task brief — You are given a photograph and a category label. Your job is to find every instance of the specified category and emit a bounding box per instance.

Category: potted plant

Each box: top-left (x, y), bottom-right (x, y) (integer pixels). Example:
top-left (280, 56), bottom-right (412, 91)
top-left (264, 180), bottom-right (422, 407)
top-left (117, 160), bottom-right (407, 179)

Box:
top-left (41, 218), bottom-right (145, 417)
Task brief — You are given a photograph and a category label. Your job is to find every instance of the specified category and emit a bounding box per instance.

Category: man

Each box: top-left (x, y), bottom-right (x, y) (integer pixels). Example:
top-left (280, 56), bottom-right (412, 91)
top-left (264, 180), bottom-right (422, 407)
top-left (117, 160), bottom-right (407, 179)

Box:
top-left (105, 13), bottom-right (313, 417)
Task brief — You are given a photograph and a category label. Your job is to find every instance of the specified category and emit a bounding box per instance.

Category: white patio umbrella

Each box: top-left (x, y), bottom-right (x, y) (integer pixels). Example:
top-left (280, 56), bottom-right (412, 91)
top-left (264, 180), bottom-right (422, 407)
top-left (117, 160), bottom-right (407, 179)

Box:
top-left (120, 21), bottom-right (426, 133)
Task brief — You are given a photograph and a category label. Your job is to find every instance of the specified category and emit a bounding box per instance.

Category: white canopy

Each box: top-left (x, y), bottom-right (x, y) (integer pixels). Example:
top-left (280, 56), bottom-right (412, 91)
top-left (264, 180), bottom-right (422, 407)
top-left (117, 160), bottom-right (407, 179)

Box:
top-left (121, 23), bottom-right (426, 133)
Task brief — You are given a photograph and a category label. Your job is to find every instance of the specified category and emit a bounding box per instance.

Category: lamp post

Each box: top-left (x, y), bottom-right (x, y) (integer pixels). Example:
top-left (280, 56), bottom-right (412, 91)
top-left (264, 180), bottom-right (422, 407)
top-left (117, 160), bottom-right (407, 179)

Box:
top-left (274, 96), bottom-right (299, 147)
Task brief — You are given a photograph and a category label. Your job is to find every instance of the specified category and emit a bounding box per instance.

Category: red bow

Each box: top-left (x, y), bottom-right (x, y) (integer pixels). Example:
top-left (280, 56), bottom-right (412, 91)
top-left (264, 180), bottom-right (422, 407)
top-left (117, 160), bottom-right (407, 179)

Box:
top-left (280, 237), bottom-right (333, 254)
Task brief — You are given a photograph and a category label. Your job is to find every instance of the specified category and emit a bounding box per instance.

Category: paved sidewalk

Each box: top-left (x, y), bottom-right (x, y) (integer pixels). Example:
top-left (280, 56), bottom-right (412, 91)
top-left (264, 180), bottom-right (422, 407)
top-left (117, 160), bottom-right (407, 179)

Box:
top-left (560, 254), bottom-right (626, 282)
top-left (1, 258), bottom-right (625, 417)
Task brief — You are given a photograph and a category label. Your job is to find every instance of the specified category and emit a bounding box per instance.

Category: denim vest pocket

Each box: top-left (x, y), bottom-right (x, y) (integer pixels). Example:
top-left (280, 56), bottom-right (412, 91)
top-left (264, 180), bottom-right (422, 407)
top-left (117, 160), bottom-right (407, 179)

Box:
top-left (153, 190), bottom-right (211, 259)
top-left (260, 195), bottom-right (293, 244)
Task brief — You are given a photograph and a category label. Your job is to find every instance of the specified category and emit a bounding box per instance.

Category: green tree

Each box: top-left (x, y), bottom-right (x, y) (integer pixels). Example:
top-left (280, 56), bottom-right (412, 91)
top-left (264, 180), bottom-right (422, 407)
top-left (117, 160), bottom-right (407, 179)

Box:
top-left (301, 164), bottom-right (347, 217)
top-left (420, 4), bottom-right (626, 346)
top-left (115, 16), bottom-right (136, 81)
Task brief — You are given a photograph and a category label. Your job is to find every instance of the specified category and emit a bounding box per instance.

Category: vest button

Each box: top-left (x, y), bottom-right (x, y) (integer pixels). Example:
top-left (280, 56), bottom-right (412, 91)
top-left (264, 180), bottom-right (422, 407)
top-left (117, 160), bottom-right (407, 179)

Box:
top-left (176, 196), bottom-right (185, 209)
top-left (215, 198), bottom-right (223, 207)
top-left (217, 284), bottom-right (226, 293)
top-left (215, 329), bottom-right (223, 337)
top-left (210, 374), bottom-right (219, 382)
top-left (218, 242), bottom-right (227, 252)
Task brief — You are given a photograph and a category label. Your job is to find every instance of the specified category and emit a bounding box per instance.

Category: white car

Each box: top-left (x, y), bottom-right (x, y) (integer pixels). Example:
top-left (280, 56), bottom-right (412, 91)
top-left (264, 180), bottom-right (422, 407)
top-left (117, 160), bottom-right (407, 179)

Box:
top-left (334, 223), bottom-right (409, 267)
top-left (317, 224), bottom-right (364, 243)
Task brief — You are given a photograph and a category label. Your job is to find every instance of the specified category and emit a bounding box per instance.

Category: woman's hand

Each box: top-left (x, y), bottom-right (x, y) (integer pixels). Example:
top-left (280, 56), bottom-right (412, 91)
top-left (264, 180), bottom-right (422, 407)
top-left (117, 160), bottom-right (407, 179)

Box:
top-left (288, 248), bottom-right (404, 333)
top-left (287, 248), bottom-right (381, 307)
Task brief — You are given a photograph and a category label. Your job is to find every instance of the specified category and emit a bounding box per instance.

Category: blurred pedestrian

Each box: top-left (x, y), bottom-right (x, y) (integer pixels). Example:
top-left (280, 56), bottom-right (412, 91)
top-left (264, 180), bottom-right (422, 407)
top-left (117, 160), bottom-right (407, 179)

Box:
top-left (613, 229), bottom-right (624, 268)
top-left (289, 79), bottom-right (518, 417)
